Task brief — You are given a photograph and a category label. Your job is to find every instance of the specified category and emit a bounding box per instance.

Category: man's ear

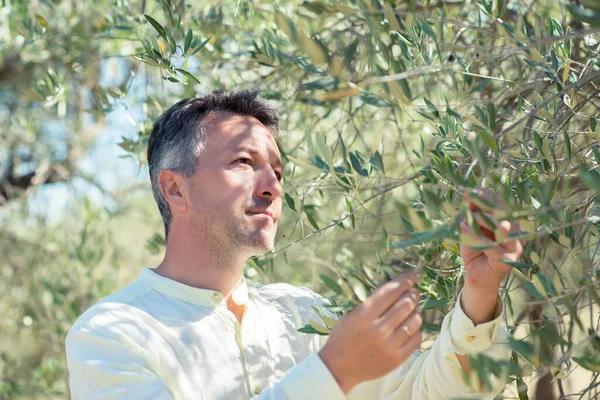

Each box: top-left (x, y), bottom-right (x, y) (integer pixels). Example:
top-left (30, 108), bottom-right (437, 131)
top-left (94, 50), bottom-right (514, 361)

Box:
top-left (158, 170), bottom-right (188, 213)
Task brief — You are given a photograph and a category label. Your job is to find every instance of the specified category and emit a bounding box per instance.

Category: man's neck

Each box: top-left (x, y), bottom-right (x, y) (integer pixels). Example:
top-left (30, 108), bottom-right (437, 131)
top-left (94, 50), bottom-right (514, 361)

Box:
top-left (153, 224), bottom-right (248, 296)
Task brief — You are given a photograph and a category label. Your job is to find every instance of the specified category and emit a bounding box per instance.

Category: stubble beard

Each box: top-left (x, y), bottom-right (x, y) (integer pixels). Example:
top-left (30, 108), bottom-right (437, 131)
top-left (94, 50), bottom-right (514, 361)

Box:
top-left (229, 215), bottom-right (275, 255)
top-left (193, 210), bottom-right (275, 263)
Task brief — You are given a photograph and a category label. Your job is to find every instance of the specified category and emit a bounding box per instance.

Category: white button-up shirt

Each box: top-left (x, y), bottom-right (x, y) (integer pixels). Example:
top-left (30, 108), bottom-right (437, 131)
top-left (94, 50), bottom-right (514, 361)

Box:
top-left (66, 267), bottom-right (509, 399)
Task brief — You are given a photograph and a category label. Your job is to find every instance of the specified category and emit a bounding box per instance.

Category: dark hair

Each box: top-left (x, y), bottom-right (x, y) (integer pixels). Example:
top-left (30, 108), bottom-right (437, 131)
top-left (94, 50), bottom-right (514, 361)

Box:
top-left (147, 89), bottom-right (279, 240)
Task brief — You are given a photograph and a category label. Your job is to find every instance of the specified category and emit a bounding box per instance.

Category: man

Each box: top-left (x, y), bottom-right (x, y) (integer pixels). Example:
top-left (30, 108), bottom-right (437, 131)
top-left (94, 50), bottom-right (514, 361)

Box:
top-left (66, 89), bottom-right (522, 399)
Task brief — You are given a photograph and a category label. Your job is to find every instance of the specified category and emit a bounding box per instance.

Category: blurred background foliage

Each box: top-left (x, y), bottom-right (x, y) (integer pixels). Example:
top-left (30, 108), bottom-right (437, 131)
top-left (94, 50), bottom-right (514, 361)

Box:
top-left (1, 0), bottom-right (600, 398)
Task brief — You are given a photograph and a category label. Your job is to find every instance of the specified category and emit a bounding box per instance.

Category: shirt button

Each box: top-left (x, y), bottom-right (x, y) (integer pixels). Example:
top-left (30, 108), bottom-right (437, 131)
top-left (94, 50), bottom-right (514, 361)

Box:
top-left (253, 387), bottom-right (261, 395)
top-left (212, 293), bottom-right (221, 300)
top-left (466, 335), bottom-right (476, 343)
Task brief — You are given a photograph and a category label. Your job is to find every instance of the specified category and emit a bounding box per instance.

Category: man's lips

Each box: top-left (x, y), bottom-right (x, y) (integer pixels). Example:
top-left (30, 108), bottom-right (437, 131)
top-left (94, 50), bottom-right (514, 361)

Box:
top-left (247, 209), bottom-right (275, 220)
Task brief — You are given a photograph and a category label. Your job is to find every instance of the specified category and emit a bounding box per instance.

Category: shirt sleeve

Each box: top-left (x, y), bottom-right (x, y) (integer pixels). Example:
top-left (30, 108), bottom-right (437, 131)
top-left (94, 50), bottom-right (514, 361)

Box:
top-left (248, 284), bottom-right (348, 400)
top-left (346, 290), bottom-right (511, 400)
top-left (66, 321), bottom-right (175, 400)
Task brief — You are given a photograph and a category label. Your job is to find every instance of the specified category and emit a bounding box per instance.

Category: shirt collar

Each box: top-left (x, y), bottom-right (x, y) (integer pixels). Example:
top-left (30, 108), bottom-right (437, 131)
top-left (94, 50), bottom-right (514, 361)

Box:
top-left (230, 277), bottom-right (248, 306)
top-left (139, 267), bottom-right (249, 308)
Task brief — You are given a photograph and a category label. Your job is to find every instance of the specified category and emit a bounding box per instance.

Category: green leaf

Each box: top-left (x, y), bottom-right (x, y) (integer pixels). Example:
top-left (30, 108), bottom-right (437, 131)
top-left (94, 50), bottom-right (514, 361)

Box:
top-left (381, 227), bottom-right (389, 250)
top-left (320, 274), bottom-right (342, 294)
top-left (298, 324), bottom-right (328, 335)
top-left (284, 193), bottom-right (296, 211)
top-left (349, 277), bottom-right (367, 302)
top-left (167, 30), bottom-right (177, 54)
top-left (337, 132), bottom-right (347, 162)
top-left (191, 37), bottom-right (211, 56)
top-left (465, 189), bottom-right (497, 211)
top-left (315, 133), bottom-right (333, 168)
top-left (551, 49), bottom-right (559, 72)
top-left (424, 98), bottom-right (440, 119)
top-left (370, 151), bottom-right (385, 174)
top-left (522, 281), bottom-right (545, 299)
top-left (274, 10), bottom-right (295, 40)
top-left (564, 130), bottom-right (572, 162)
top-left (580, 166), bottom-right (600, 195)
top-left (304, 208), bottom-right (320, 230)
top-left (421, 22), bottom-right (437, 39)
top-left (422, 322), bottom-right (441, 332)
top-left (593, 147), bottom-right (600, 164)
top-left (301, 77), bottom-right (338, 90)
top-left (285, 155), bottom-right (323, 173)
top-left (500, 259), bottom-right (537, 269)
top-left (314, 155), bottom-right (330, 171)
top-left (302, 1), bottom-right (335, 14)
top-left (534, 131), bottom-right (544, 154)
top-left (118, 136), bottom-right (136, 152)
top-left (419, 298), bottom-right (448, 310)
top-left (573, 354), bottom-right (600, 373)
top-left (391, 224), bottom-right (449, 248)
top-left (175, 68), bottom-right (201, 84)
top-left (349, 151), bottom-right (368, 176)
top-left (344, 41), bottom-right (359, 68)
top-left (145, 232), bottom-right (166, 255)
top-left (475, 127), bottom-right (498, 152)
top-left (550, 18), bottom-right (564, 35)
top-left (487, 103), bottom-right (496, 131)
top-left (160, 0), bottom-right (175, 26)
top-left (360, 94), bottom-right (393, 107)
top-left (573, 336), bottom-right (600, 373)
top-left (474, 105), bottom-right (488, 128)
top-left (568, 4), bottom-right (600, 27)
top-left (508, 336), bottom-right (536, 362)
top-left (35, 13), bottom-right (49, 31)
top-left (184, 29), bottom-right (193, 53)
top-left (468, 79), bottom-right (490, 94)
top-left (309, 318), bottom-right (331, 334)
top-left (345, 198), bottom-right (355, 230)
top-left (144, 14), bottom-right (168, 42)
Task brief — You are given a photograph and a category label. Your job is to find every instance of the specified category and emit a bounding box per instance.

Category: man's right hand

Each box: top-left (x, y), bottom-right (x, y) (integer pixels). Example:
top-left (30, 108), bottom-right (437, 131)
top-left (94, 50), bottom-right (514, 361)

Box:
top-left (318, 271), bottom-right (422, 394)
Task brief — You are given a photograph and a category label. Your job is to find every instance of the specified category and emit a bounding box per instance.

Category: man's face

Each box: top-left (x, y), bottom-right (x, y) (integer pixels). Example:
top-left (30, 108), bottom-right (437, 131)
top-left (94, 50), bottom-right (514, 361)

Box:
top-left (182, 112), bottom-right (283, 258)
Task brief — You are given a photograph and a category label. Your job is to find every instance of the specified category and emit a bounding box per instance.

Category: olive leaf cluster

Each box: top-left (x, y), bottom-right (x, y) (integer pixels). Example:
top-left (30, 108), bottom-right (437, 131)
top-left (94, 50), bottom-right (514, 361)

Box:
top-left (1, 0), bottom-right (600, 398)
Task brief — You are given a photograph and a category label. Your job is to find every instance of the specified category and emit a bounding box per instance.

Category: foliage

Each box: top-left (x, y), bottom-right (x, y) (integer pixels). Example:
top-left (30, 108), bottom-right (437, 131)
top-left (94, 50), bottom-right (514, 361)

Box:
top-left (1, 0), bottom-right (600, 398)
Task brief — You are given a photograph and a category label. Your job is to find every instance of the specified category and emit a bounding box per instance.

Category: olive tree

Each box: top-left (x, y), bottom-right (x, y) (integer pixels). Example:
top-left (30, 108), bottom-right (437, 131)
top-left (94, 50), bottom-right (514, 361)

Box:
top-left (1, 0), bottom-right (600, 398)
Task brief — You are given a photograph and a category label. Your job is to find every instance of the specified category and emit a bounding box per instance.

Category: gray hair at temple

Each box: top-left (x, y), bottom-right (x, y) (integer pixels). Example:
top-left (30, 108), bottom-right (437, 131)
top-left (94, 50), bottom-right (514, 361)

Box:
top-left (147, 89), bottom-right (280, 240)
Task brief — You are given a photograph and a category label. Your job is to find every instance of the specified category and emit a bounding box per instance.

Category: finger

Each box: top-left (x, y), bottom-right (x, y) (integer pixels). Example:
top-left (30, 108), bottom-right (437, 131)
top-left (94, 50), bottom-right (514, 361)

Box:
top-left (483, 231), bottom-right (524, 261)
top-left (376, 289), bottom-right (420, 332)
top-left (493, 220), bottom-right (524, 253)
top-left (362, 272), bottom-right (416, 318)
top-left (508, 219), bottom-right (527, 247)
top-left (394, 330), bottom-right (423, 364)
top-left (393, 311), bottom-right (423, 347)
top-left (462, 217), bottom-right (525, 264)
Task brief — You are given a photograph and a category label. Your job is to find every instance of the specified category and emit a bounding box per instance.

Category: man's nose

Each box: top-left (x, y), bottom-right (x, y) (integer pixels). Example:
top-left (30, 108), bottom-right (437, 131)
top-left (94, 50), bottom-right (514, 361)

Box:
top-left (257, 167), bottom-right (282, 201)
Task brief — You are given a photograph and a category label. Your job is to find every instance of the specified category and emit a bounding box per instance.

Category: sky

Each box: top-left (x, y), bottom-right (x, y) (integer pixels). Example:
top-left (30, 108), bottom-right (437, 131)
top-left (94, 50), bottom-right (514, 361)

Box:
top-left (25, 57), bottom-right (148, 225)
top-left (4, 48), bottom-right (201, 227)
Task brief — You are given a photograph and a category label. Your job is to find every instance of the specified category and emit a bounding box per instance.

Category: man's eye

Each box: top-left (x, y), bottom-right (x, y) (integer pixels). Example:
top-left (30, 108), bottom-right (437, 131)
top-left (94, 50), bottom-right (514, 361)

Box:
top-left (236, 158), bottom-right (251, 165)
